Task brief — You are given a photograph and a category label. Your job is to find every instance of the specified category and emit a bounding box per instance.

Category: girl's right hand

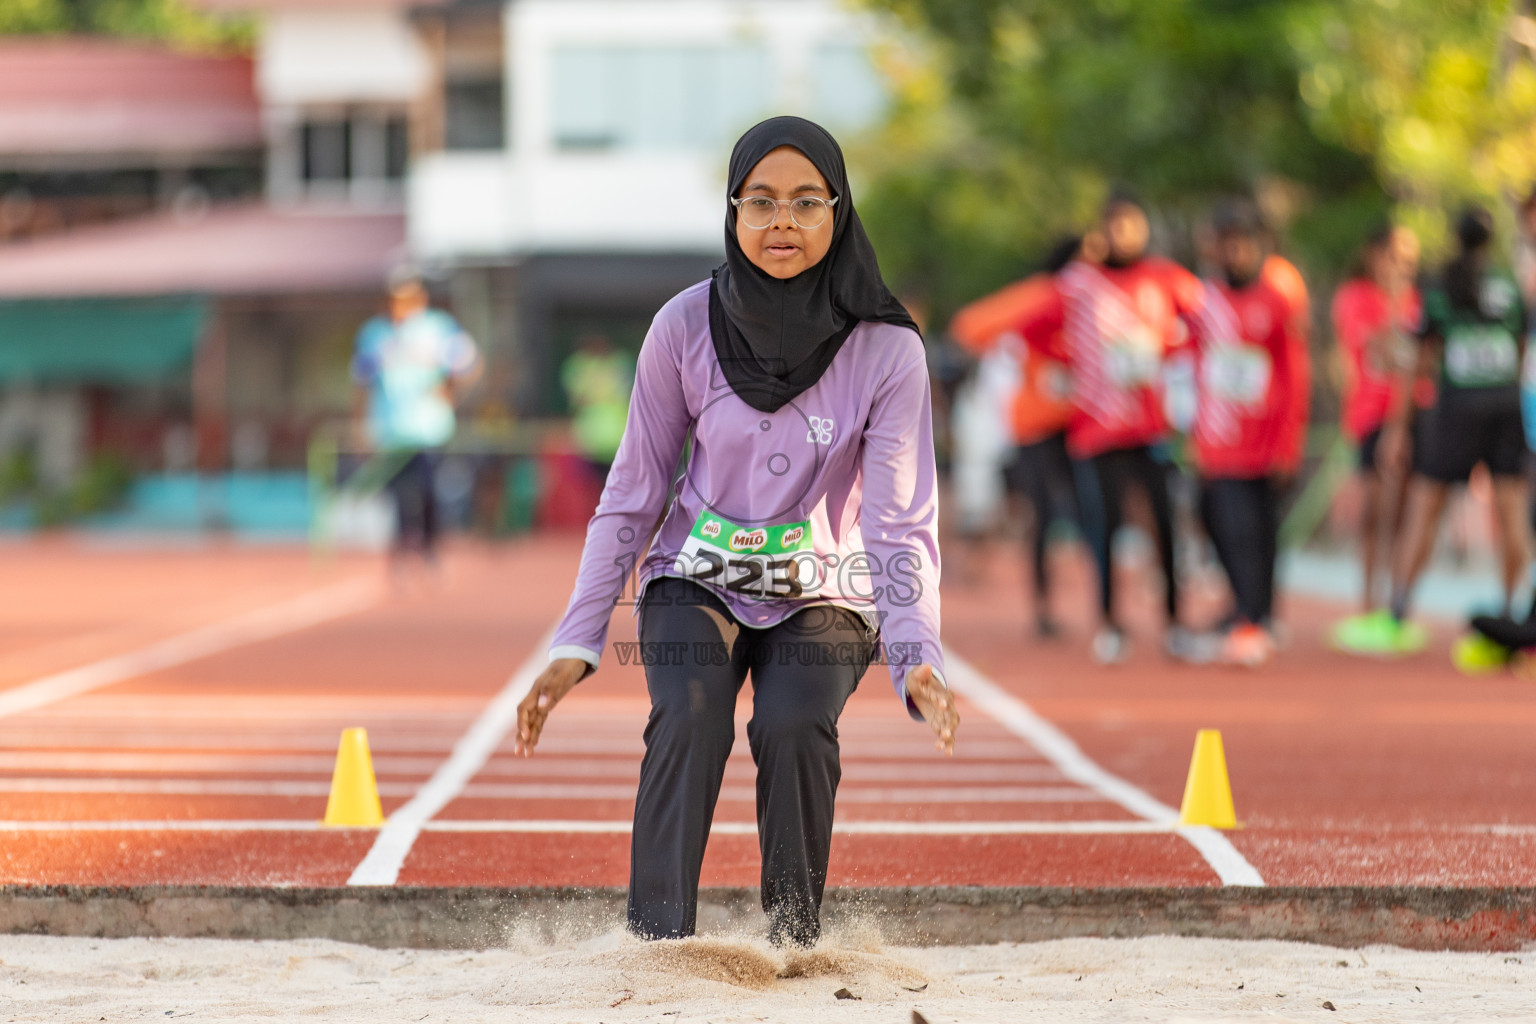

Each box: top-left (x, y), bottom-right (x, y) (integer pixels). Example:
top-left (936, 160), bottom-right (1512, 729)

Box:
top-left (906, 663), bottom-right (959, 756)
top-left (514, 657), bottom-right (589, 756)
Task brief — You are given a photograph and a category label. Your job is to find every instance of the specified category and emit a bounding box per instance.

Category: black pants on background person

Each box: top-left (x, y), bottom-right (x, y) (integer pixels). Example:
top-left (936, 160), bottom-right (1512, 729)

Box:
top-left (1200, 476), bottom-right (1282, 627)
top-left (1003, 432), bottom-right (1080, 624)
top-left (1074, 445), bottom-right (1180, 624)
top-left (628, 576), bottom-right (875, 947)
top-left (387, 450), bottom-right (440, 557)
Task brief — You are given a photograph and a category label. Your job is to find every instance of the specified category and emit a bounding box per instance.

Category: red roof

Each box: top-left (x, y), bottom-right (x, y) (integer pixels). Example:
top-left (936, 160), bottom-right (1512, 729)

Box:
top-left (0, 203), bottom-right (406, 298)
top-left (0, 38), bottom-right (261, 162)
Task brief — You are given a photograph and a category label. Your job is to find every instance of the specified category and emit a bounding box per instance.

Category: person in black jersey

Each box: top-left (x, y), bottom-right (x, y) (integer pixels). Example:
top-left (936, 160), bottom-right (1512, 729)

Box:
top-left (1337, 207), bottom-right (1531, 655)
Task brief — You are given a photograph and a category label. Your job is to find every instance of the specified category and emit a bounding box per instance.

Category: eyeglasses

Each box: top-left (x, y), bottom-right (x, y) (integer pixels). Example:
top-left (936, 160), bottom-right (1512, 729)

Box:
top-left (730, 195), bottom-right (839, 230)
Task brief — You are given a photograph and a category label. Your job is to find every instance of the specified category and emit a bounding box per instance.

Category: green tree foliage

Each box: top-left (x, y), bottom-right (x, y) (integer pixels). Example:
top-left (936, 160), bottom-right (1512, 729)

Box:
top-left (852, 0), bottom-right (1393, 326)
top-left (845, 47), bottom-right (1097, 326)
top-left (0, 0), bottom-right (250, 50)
top-left (1290, 0), bottom-right (1536, 255)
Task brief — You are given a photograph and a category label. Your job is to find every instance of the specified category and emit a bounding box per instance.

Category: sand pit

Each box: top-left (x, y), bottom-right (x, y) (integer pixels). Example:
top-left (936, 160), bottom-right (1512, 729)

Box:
top-left (0, 928), bottom-right (1529, 1022)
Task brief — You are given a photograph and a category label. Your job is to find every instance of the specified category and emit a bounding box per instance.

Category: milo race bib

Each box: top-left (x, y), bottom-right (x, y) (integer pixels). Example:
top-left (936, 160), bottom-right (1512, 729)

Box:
top-left (1103, 329), bottom-right (1161, 388)
top-left (674, 512), bottom-right (819, 599)
top-left (1202, 344), bottom-right (1272, 406)
top-left (1445, 325), bottom-right (1519, 387)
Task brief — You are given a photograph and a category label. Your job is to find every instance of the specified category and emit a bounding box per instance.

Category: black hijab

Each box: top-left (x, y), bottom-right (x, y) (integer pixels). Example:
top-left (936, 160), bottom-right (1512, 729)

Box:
top-left (710, 116), bottom-right (918, 413)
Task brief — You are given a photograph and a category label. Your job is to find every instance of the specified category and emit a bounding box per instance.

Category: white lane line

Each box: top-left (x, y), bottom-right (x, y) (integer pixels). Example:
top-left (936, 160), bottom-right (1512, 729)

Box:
top-left (17, 703), bottom-right (486, 721)
top-left (0, 754), bottom-right (1062, 782)
top-left (0, 577), bottom-right (380, 720)
top-left (0, 734), bottom-right (468, 752)
top-left (345, 628), bottom-right (554, 886)
top-left (0, 778), bottom-right (1100, 806)
top-left (0, 818), bottom-right (1173, 836)
top-left (0, 753), bottom-right (446, 774)
top-left (416, 820), bottom-right (1171, 836)
top-left (0, 820), bottom-right (332, 832)
top-left (515, 738), bottom-right (1046, 760)
top-left (830, 762), bottom-right (1067, 782)
top-left (832, 785), bottom-right (1095, 804)
top-left (0, 779), bottom-right (387, 797)
top-left (943, 648), bottom-right (1265, 887)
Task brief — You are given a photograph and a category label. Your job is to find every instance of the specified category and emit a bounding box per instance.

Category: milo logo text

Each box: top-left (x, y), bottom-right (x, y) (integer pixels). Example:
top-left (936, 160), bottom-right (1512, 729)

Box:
top-left (781, 526), bottom-right (805, 547)
top-left (729, 528), bottom-right (767, 552)
top-left (700, 519), bottom-right (722, 539)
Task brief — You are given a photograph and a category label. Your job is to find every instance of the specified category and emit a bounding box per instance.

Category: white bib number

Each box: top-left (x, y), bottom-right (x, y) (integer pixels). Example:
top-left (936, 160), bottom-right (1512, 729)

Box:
top-left (1445, 325), bottom-right (1518, 387)
top-left (1202, 344), bottom-right (1272, 406)
top-left (1104, 330), bottom-right (1161, 387)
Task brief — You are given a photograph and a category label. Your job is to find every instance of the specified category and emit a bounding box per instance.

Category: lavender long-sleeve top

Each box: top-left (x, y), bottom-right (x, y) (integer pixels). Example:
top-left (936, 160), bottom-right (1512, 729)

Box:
top-left (548, 280), bottom-right (944, 715)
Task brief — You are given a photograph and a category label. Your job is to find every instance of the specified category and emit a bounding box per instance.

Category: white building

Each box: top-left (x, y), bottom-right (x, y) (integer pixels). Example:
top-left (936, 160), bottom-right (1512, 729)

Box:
top-left (412, 0), bottom-right (893, 415)
top-left (412, 0), bottom-right (887, 260)
top-left (209, 0), bottom-right (892, 415)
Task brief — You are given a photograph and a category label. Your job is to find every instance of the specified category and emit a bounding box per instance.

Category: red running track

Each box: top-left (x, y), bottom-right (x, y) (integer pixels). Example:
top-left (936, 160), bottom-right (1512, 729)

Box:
top-left (0, 535), bottom-right (1533, 889)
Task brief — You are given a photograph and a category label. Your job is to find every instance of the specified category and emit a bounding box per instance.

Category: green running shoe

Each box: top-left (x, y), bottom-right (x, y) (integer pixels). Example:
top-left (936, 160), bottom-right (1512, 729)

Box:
top-left (1451, 632), bottom-right (1510, 674)
top-left (1331, 609), bottom-right (1428, 657)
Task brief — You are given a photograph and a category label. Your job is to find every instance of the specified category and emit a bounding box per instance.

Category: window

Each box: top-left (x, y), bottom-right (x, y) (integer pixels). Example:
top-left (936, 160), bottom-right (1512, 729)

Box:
top-left (811, 44), bottom-right (886, 130)
top-left (550, 45), bottom-right (771, 151)
top-left (385, 116), bottom-right (410, 178)
top-left (445, 77), bottom-right (505, 151)
top-left (298, 111), bottom-right (408, 186)
top-left (301, 120), bottom-right (350, 182)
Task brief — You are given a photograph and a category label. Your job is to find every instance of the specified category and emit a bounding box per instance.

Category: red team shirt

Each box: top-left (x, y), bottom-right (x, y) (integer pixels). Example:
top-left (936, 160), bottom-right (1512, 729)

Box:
top-left (1187, 278), bottom-right (1311, 478)
top-left (1263, 254), bottom-right (1311, 326)
top-left (1331, 278), bottom-right (1424, 442)
top-left (1015, 257), bottom-right (1205, 458)
top-left (949, 273), bottom-right (1075, 445)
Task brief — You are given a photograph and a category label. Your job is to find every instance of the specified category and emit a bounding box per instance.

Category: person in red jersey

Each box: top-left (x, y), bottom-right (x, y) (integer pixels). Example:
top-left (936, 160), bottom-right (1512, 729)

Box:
top-left (1188, 202), bottom-right (1311, 666)
top-left (1013, 190), bottom-right (1206, 664)
top-left (1263, 251), bottom-right (1311, 331)
top-left (950, 236), bottom-right (1083, 638)
top-left (1330, 223), bottom-right (1424, 613)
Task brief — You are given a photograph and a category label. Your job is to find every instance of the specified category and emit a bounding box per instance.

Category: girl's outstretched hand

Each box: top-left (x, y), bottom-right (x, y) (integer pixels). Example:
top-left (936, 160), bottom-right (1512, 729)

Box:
top-left (514, 657), bottom-right (588, 756)
top-left (906, 663), bottom-right (958, 756)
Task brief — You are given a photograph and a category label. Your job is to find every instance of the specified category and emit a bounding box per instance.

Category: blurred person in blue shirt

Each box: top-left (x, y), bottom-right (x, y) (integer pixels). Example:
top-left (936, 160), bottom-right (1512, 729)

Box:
top-left (351, 266), bottom-right (482, 562)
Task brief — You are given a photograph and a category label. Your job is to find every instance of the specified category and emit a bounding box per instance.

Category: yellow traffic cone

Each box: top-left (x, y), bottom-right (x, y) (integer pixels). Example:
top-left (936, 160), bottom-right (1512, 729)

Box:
top-left (1177, 729), bottom-right (1237, 829)
top-left (322, 727), bottom-right (385, 827)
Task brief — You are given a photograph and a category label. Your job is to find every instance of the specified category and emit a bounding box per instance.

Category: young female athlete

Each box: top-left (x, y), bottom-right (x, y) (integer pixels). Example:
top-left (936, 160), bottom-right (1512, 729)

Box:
top-left (1336, 206), bottom-right (1531, 656)
top-left (1187, 203), bottom-right (1311, 666)
top-left (1329, 223), bottom-right (1424, 617)
top-left (511, 117), bottom-right (958, 948)
top-left (1012, 191), bottom-right (1208, 664)
top-left (948, 236), bottom-right (1085, 639)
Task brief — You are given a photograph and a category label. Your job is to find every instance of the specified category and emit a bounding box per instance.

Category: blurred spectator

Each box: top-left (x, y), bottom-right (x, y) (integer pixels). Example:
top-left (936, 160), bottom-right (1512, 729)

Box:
top-left (949, 235), bottom-right (1083, 637)
top-left (1012, 190), bottom-right (1207, 664)
top-left (945, 333), bottom-right (1016, 547)
top-left (1330, 222), bottom-right (1424, 612)
top-left (560, 333), bottom-right (634, 488)
top-left (351, 267), bottom-right (482, 563)
top-left (1336, 206), bottom-right (1530, 656)
top-left (1188, 201), bottom-right (1311, 666)
top-left (1516, 188), bottom-right (1536, 307)
top-left (1262, 251), bottom-right (1311, 330)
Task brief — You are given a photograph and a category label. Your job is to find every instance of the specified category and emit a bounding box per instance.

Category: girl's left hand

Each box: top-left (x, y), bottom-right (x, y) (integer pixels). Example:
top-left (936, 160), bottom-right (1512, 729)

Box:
top-left (906, 664), bottom-right (958, 756)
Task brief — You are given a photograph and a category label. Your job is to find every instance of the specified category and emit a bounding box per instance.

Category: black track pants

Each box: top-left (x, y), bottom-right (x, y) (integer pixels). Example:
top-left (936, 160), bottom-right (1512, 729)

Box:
top-left (1007, 432), bottom-right (1080, 602)
top-left (1199, 476), bottom-right (1281, 626)
top-left (627, 576), bottom-right (874, 946)
top-left (1073, 445), bottom-right (1180, 625)
top-left (387, 451), bottom-right (439, 556)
